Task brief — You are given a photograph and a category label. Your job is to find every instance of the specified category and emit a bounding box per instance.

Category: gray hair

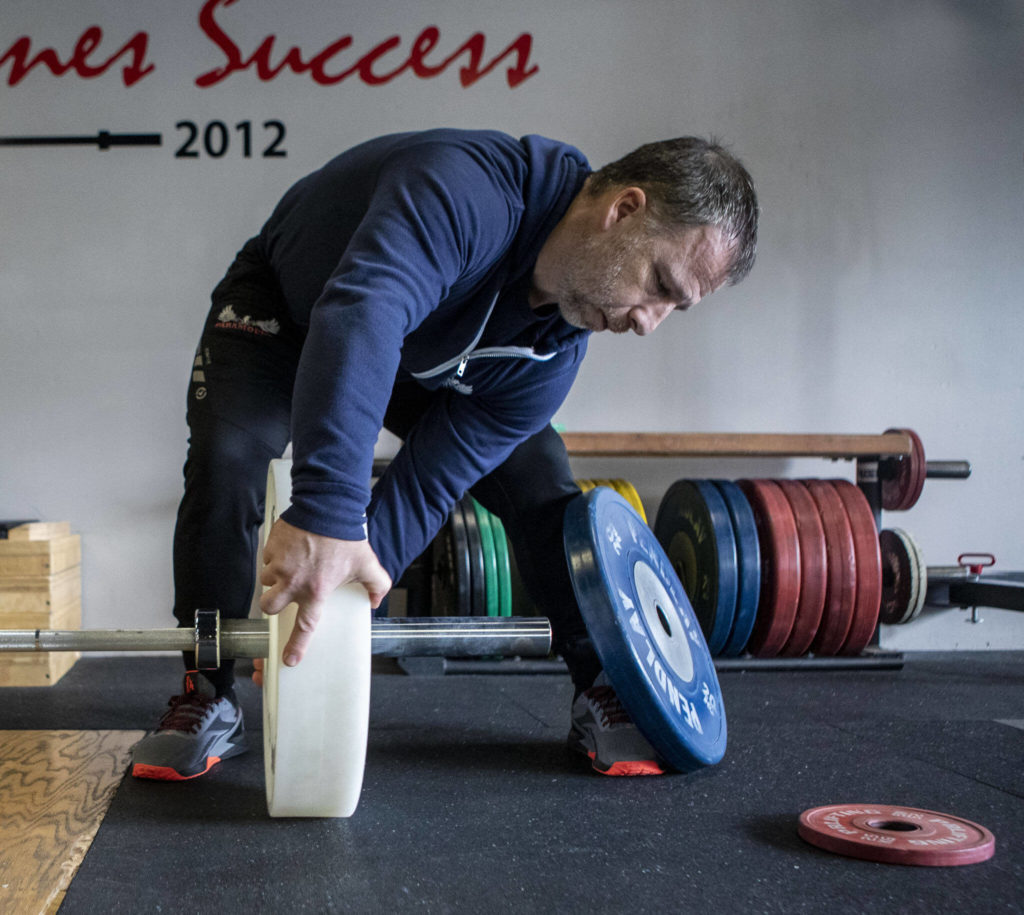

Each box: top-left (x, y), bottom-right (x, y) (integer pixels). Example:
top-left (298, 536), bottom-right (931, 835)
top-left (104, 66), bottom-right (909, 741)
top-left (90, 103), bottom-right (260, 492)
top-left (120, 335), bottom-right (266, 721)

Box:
top-left (589, 137), bottom-right (759, 285)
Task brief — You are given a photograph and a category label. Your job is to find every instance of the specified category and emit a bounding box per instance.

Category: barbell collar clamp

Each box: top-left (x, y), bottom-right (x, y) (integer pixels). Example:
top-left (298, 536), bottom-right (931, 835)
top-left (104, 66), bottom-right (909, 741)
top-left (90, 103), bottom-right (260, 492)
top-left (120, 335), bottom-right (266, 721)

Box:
top-left (195, 608), bottom-right (220, 669)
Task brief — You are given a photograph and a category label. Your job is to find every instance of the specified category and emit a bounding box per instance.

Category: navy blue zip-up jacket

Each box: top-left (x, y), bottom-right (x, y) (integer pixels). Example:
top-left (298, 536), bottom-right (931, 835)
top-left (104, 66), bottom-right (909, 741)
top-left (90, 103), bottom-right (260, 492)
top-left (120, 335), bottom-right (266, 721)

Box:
top-left (255, 129), bottom-right (592, 581)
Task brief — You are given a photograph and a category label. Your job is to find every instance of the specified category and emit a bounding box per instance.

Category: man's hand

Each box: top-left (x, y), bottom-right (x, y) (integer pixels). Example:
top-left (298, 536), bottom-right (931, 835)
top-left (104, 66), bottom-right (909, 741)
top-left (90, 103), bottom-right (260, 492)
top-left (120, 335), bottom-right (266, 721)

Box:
top-left (257, 518), bottom-right (391, 675)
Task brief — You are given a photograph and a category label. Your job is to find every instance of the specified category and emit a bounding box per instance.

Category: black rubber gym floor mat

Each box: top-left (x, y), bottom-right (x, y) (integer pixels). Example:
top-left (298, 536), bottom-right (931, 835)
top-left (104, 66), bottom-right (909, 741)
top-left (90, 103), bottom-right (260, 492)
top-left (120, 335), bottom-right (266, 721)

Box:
top-left (2, 655), bottom-right (1021, 913)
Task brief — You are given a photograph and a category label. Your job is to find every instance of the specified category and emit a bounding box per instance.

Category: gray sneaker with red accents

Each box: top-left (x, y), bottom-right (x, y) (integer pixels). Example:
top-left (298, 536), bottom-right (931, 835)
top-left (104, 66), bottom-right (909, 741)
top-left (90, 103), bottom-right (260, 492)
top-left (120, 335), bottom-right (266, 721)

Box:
top-left (131, 671), bottom-right (248, 781)
top-left (568, 672), bottom-right (668, 776)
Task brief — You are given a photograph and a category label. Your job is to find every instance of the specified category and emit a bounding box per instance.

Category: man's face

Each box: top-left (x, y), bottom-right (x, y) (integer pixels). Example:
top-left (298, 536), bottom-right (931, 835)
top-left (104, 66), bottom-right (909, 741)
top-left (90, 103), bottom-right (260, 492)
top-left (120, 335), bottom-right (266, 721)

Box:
top-left (553, 220), bottom-right (733, 336)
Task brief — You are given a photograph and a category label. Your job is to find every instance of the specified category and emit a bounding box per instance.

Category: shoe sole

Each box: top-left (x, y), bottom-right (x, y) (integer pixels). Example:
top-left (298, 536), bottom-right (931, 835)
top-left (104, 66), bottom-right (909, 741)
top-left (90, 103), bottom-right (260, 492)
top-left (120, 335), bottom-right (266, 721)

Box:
top-left (131, 733), bottom-right (249, 781)
top-left (132, 757), bottom-right (225, 781)
top-left (587, 751), bottom-right (667, 777)
top-left (567, 731), bottom-right (667, 777)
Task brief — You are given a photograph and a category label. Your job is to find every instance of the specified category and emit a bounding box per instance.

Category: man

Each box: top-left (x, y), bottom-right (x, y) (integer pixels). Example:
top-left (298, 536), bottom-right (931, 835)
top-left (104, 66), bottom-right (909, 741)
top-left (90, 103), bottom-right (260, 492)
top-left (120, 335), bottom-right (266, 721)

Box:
top-left (130, 128), bottom-right (758, 781)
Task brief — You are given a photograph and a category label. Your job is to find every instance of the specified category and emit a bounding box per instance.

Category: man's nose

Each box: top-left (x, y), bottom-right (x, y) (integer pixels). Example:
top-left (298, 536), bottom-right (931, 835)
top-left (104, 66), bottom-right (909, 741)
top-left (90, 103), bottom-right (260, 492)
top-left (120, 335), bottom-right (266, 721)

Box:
top-left (628, 304), bottom-right (673, 336)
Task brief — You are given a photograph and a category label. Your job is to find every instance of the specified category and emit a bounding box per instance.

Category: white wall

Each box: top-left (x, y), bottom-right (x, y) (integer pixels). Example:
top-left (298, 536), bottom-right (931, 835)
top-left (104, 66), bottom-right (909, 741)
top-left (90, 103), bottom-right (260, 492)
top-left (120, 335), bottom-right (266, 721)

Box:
top-left (2, 0), bottom-right (1022, 649)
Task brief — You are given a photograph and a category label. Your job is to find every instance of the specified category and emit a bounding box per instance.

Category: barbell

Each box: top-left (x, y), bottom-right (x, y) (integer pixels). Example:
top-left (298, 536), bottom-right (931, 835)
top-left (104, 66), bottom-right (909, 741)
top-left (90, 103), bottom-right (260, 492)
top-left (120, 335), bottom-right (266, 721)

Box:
top-left (0, 462), bottom-right (552, 819)
top-left (1, 461), bottom-right (730, 817)
top-left (0, 613), bottom-right (553, 669)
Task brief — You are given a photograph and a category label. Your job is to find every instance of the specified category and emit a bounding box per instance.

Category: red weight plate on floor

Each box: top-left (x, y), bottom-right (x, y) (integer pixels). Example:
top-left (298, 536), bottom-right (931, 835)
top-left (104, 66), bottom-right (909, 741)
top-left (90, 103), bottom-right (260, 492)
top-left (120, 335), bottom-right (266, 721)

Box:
top-left (802, 480), bottom-right (858, 656)
top-left (736, 480), bottom-right (800, 657)
top-left (881, 428), bottom-right (927, 511)
top-left (829, 480), bottom-right (883, 656)
top-left (798, 804), bottom-right (995, 866)
top-left (775, 480), bottom-right (828, 657)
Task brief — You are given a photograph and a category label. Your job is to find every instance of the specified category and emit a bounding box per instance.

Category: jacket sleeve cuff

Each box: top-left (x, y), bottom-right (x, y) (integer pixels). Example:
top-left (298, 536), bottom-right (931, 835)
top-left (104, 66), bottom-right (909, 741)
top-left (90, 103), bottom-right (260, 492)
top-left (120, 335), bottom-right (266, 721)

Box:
top-left (279, 504), bottom-right (368, 542)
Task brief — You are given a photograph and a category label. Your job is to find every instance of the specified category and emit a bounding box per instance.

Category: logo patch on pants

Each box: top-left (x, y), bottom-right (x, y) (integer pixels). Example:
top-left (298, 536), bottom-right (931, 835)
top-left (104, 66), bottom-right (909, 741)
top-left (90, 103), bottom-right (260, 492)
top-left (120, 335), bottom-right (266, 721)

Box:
top-left (215, 304), bottom-right (280, 337)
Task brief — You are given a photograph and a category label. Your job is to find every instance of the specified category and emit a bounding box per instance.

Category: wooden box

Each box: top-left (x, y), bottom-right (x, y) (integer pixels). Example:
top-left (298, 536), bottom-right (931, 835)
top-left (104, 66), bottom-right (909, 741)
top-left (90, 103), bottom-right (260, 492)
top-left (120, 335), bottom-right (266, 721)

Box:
top-left (0, 568), bottom-right (82, 628)
top-left (0, 648), bottom-right (80, 687)
top-left (0, 535), bottom-right (81, 577)
top-left (1, 521), bottom-right (72, 541)
top-left (0, 524), bottom-right (82, 686)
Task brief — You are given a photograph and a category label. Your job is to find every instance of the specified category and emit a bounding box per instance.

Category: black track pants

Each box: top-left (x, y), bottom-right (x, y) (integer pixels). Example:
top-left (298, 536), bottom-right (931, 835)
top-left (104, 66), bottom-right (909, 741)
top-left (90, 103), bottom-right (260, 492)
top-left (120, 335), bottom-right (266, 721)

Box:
top-left (174, 259), bottom-right (601, 692)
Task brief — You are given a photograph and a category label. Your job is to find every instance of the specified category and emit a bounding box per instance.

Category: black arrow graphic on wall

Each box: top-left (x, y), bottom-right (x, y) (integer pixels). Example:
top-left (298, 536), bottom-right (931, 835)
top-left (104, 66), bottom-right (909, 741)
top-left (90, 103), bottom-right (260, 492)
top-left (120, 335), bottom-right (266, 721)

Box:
top-left (0, 130), bottom-right (162, 150)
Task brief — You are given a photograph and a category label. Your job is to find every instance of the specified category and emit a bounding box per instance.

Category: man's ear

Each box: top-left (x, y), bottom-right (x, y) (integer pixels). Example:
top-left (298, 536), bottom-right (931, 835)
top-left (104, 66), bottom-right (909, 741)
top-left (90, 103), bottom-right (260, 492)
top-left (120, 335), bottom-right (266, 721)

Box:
top-left (601, 186), bottom-right (647, 230)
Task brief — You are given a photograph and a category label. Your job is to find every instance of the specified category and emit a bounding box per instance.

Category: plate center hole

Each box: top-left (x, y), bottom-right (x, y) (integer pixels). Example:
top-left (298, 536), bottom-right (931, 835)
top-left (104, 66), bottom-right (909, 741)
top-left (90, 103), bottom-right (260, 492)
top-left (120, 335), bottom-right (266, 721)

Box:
top-left (655, 604), bottom-right (672, 638)
top-left (869, 820), bottom-right (919, 832)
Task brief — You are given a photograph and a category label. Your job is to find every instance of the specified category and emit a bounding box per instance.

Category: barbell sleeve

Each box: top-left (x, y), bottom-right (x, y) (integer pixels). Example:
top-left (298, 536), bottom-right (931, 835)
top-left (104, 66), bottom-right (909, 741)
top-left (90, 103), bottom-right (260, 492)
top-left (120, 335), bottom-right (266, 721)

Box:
top-left (925, 460), bottom-right (971, 479)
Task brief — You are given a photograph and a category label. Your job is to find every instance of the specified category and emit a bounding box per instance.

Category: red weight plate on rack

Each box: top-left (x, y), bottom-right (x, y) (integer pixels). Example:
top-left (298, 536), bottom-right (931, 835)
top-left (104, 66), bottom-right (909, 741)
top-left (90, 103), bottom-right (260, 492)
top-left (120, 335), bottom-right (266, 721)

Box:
top-left (881, 428), bottom-right (927, 511)
top-left (829, 480), bottom-right (883, 655)
top-left (736, 479), bottom-right (800, 657)
top-left (798, 804), bottom-right (995, 866)
top-left (802, 480), bottom-right (858, 656)
top-left (776, 480), bottom-right (828, 657)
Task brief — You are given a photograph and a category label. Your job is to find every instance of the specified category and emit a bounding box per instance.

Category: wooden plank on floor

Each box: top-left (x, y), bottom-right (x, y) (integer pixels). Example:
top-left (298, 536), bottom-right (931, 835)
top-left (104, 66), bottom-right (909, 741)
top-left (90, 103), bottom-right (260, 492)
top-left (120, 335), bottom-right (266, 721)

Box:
top-left (0, 730), bottom-right (143, 915)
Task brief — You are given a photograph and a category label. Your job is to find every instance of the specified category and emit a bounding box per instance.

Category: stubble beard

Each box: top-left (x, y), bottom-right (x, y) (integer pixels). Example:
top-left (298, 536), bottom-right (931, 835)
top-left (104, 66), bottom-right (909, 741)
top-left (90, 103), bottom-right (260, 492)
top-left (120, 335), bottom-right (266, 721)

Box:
top-left (555, 227), bottom-right (646, 333)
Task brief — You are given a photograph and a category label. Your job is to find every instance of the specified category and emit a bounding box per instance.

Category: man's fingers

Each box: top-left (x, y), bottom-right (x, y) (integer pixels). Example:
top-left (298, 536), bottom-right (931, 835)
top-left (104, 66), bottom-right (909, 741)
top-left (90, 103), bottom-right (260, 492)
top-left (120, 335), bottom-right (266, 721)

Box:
top-left (282, 602), bottom-right (323, 667)
top-left (259, 583), bottom-right (292, 617)
top-left (363, 567), bottom-right (393, 610)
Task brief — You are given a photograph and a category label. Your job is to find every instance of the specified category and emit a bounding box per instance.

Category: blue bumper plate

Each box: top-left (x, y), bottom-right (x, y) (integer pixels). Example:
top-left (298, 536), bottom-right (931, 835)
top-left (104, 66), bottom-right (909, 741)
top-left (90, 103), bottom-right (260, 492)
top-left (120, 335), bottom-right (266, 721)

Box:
top-left (564, 488), bottom-right (727, 772)
top-left (711, 480), bottom-right (761, 656)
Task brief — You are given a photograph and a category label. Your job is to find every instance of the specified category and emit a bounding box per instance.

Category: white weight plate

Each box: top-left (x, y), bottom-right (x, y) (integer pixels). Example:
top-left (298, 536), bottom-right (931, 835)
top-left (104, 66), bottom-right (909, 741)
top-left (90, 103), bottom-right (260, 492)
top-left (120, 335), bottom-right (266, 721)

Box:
top-left (894, 528), bottom-right (928, 623)
top-left (261, 459), bottom-right (371, 818)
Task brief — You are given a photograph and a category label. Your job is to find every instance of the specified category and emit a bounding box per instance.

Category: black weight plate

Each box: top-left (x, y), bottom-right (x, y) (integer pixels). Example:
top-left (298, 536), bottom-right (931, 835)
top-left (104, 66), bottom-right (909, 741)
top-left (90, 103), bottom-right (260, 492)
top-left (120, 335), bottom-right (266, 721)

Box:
top-left (459, 495), bottom-right (487, 616)
top-left (565, 488), bottom-right (727, 772)
top-left (654, 480), bottom-right (738, 656)
top-left (432, 503), bottom-right (471, 616)
top-left (711, 480), bottom-right (761, 656)
top-left (879, 528), bottom-right (915, 625)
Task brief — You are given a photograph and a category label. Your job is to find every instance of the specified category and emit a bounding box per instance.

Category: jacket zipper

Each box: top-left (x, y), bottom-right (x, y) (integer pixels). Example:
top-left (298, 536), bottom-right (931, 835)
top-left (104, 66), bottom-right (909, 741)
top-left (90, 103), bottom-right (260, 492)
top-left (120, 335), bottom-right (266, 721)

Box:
top-left (409, 293), bottom-right (557, 381)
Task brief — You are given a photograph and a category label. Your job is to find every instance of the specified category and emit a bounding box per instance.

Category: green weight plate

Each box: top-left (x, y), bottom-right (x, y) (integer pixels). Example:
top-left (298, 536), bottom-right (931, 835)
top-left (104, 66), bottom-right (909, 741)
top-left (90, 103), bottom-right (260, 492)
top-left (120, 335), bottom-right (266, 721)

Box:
top-left (471, 498), bottom-right (500, 617)
top-left (488, 510), bottom-right (514, 617)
